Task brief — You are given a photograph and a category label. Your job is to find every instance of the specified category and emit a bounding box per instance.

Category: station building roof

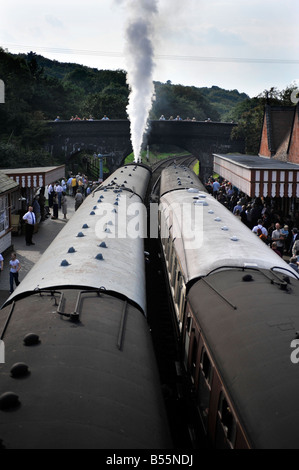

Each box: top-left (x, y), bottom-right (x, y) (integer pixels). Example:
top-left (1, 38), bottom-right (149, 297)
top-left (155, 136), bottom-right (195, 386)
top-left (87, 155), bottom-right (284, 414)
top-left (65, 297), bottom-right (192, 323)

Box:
top-left (2, 165), bottom-right (65, 188)
top-left (213, 153), bottom-right (299, 198)
top-left (0, 171), bottom-right (19, 195)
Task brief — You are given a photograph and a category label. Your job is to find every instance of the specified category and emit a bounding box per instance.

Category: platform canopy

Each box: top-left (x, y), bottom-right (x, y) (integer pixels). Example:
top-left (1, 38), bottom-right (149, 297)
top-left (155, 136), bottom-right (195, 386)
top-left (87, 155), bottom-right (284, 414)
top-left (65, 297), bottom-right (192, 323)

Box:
top-left (3, 165), bottom-right (65, 188)
top-left (213, 154), bottom-right (299, 198)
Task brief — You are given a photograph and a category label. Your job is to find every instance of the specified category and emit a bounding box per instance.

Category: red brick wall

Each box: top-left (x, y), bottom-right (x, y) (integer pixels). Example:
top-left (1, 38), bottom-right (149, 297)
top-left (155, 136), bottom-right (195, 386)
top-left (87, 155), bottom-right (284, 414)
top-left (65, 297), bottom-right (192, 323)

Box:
top-left (288, 110), bottom-right (299, 164)
top-left (259, 115), bottom-right (271, 157)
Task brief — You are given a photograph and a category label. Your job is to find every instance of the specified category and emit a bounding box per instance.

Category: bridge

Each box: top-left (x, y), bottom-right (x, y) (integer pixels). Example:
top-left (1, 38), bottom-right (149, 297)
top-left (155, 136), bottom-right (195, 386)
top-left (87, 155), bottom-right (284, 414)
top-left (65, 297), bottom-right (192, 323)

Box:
top-left (46, 119), bottom-right (244, 181)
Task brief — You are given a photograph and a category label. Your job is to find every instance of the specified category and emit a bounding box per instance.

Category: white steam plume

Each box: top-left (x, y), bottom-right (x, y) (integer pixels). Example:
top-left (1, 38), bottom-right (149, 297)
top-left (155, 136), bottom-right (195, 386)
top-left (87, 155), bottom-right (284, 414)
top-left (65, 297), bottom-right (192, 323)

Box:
top-left (124, 0), bottom-right (158, 163)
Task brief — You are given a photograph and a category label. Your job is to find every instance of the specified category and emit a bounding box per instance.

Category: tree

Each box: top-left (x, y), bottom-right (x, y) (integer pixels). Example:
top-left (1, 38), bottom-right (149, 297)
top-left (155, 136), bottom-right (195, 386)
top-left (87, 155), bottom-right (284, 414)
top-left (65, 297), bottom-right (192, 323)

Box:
top-left (230, 86), bottom-right (297, 154)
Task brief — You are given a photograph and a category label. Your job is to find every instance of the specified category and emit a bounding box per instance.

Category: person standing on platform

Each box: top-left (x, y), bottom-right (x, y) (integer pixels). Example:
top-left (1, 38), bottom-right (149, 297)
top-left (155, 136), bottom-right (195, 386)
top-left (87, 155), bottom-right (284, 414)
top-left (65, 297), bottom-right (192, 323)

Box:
top-left (9, 252), bottom-right (21, 293)
top-left (61, 192), bottom-right (68, 220)
top-left (272, 222), bottom-right (284, 256)
top-left (212, 179), bottom-right (220, 198)
top-left (48, 183), bottom-right (54, 208)
top-left (75, 190), bottom-right (83, 211)
top-left (55, 181), bottom-right (63, 209)
top-left (22, 206), bottom-right (36, 246)
top-left (51, 193), bottom-right (59, 219)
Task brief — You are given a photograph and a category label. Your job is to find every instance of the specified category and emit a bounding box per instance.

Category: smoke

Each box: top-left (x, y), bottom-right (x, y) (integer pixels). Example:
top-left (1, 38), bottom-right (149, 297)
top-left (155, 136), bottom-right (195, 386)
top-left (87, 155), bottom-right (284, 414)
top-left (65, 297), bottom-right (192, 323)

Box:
top-left (124, 0), bottom-right (158, 162)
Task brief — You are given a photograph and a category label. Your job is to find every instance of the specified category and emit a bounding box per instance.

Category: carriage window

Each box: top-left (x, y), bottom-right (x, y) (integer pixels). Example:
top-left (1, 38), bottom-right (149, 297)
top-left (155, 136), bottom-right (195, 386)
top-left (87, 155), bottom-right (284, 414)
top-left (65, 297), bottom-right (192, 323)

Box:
top-left (174, 271), bottom-right (181, 303)
top-left (200, 349), bottom-right (212, 384)
top-left (179, 292), bottom-right (185, 322)
top-left (166, 238), bottom-right (172, 261)
top-left (171, 257), bottom-right (177, 286)
top-left (186, 314), bottom-right (192, 334)
top-left (190, 336), bottom-right (198, 379)
top-left (217, 392), bottom-right (236, 448)
top-left (197, 347), bottom-right (213, 431)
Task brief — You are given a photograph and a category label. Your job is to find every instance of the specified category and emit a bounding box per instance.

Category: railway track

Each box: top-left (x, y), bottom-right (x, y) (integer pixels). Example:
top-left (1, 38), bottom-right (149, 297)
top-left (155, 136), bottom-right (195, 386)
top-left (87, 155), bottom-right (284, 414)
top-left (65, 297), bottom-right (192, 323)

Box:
top-left (145, 234), bottom-right (193, 448)
top-left (148, 154), bottom-right (197, 201)
top-left (144, 154), bottom-right (199, 448)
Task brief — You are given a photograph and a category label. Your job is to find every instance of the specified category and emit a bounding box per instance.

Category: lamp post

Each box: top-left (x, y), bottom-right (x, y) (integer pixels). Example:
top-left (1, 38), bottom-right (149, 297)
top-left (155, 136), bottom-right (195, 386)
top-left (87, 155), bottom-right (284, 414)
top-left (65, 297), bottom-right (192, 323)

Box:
top-left (97, 153), bottom-right (104, 182)
top-left (97, 153), bottom-right (111, 182)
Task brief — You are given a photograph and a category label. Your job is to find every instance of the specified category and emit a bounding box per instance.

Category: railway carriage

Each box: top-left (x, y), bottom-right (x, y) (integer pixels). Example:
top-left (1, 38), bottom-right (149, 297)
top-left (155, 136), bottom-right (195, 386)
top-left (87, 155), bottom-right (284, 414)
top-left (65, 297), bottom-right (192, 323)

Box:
top-left (159, 164), bottom-right (299, 449)
top-left (0, 164), bottom-right (172, 449)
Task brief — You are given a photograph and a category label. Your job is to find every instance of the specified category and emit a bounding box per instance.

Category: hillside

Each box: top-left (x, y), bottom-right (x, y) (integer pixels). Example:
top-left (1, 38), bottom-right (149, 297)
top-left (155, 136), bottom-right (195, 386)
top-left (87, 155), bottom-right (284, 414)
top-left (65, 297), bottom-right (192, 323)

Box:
top-left (16, 52), bottom-right (249, 121)
top-left (199, 86), bottom-right (249, 121)
top-left (0, 48), bottom-right (253, 168)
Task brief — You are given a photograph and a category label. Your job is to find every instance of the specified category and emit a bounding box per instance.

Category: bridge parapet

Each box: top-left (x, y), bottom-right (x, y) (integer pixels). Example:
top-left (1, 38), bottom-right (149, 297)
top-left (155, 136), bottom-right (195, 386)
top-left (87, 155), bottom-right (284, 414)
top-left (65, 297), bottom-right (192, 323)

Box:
top-left (46, 119), bottom-right (244, 179)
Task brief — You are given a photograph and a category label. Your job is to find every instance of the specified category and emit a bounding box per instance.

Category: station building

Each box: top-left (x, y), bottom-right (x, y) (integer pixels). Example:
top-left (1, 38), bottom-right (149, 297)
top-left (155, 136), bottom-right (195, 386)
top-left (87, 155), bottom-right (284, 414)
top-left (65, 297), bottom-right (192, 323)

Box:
top-left (0, 172), bottom-right (20, 253)
top-left (214, 104), bottom-right (299, 215)
top-left (4, 165), bottom-right (65, 204)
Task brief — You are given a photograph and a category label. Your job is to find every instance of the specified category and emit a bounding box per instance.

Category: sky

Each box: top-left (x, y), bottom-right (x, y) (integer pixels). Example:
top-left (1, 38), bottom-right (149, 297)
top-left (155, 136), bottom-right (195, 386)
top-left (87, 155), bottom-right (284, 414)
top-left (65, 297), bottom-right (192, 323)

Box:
top-left (0, 0), bottom-right (298, 98)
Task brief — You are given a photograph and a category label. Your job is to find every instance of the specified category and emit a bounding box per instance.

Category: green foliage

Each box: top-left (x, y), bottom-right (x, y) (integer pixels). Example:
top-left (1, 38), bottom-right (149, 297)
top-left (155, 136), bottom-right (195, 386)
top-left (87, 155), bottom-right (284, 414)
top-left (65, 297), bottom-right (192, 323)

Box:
top-left (150, 82), bottom-right (220, 121)
top-left (81, 82), bottom-right (129, 119)
top-left (198, 85), bottom-right (249, 121)
top-left (230, 98), bottom-right (264, 154)
top-left (230, 86), bottom-right (298, 154)
top-left (124, 148), bottom-right (191, 166)
top-left (0, 48), bottom-right (297, 168)
top-left (0, 141), bottom-right (56, 168)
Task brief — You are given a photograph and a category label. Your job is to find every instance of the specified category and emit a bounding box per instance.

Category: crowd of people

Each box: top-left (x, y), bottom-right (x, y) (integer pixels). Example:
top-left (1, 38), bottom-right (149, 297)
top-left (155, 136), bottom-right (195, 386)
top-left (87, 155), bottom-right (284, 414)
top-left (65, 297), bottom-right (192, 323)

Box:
top-left (54, 115), bottom-right (109, 121)
top-left (54, 114), bottom-right (218, 123)
top-left (158, 115), bottom-right (221, 122)
top-left (159, 115), bottom-right (198, 121)
top-left (206, 176), bottom-right (299, 272)
top-left (20, 173), bottom-right (94, 244)
top-left (0, 172), bottom-right (97, 293)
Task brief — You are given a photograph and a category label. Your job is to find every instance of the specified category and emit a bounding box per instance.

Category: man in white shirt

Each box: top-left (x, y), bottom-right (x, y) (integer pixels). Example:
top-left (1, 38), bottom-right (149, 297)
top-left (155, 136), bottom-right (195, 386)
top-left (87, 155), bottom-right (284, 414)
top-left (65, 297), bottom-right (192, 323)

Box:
top-left (23, 206), bottom-right (36, 246)
top-left (55, 182), bottom-right (63, 208)
top-left (252, 219), bottom-right (268, 237)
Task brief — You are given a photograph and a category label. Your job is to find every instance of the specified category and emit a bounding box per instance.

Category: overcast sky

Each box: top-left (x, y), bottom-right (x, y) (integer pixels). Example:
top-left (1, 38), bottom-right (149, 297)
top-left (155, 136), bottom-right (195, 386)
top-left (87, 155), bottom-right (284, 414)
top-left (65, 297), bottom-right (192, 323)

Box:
top-left (1, 0), bottom-right (298, 97)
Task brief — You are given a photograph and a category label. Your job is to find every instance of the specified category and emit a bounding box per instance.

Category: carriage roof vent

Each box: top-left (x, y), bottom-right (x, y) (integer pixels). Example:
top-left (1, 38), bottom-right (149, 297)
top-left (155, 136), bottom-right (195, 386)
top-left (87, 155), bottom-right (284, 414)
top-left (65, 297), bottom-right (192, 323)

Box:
top-left (61, 259), bottom-right (70, 266)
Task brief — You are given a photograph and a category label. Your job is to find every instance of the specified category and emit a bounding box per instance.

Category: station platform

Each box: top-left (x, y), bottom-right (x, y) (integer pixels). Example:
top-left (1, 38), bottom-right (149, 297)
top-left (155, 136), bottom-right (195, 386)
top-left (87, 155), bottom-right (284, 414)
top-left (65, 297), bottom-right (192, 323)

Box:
top-left (0, 195), bottom-right (76, 308)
